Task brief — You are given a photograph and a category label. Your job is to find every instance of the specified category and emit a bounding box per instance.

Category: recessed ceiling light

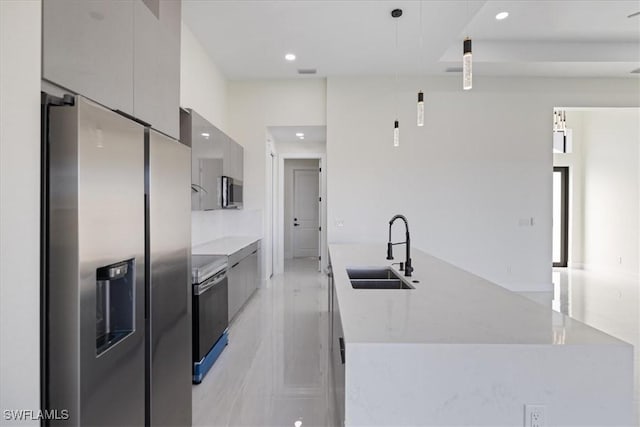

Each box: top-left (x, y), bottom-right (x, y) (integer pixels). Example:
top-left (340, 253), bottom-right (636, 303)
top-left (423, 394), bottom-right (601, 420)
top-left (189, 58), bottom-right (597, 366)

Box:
top-left (285, 53), bottom-right (296, 61)
top-left (495, 11), bottom-right (509, 20)
top-left (295, 132), bottom-right (304, 137)
top-left (201, 132), bottom-right (210, 138)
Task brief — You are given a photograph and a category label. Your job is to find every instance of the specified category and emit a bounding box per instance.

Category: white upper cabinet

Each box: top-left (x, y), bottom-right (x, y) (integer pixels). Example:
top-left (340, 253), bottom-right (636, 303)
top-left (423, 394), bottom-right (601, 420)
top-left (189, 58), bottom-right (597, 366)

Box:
top-left (133, 0), bottom-right (181, 139)
top-left (43, 1), bottom-right (135, 114)
top-left (222, 137), bottom-right (244, 182)
top-left (43, 0), bottom-right (181, 139)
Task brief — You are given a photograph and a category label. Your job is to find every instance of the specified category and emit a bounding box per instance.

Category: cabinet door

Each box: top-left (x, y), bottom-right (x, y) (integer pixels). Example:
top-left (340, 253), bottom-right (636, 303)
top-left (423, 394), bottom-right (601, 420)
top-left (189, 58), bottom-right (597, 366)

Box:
top-left (244, 249), bottom-right (259, 299)
top-left (331, 280), bottom-right (345, 425)
top-left (43, 0), bottom-right (134, 114)
top-left (222, 136), bottom-right (232, 178)
top-left (227, 261), bottom-right (243, 322)
top-left (237, 144), bottom-right (244, 181)
top-left (133, 0), bottom-right (181, 139)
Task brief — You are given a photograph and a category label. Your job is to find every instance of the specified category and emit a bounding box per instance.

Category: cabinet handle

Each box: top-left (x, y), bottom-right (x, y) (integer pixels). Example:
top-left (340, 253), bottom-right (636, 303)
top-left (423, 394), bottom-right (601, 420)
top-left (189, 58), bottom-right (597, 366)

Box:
top-left (338, 337), bottom-right (345, 364)
top-left (232, 262), bottom-right (240, 268)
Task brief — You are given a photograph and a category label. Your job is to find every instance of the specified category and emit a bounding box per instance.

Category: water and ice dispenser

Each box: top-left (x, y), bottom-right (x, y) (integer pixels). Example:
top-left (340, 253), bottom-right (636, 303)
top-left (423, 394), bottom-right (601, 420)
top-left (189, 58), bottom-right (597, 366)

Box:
top-left (96, 259), bottom-right (135, 355)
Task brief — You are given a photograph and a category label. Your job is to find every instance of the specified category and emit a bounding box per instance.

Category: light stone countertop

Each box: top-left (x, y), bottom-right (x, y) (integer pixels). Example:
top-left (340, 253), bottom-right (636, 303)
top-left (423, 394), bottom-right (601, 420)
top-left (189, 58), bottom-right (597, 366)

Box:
top-left (330, 243), bottom-right (631, 346)
top-left (192, 236), bottom-right (261, 256)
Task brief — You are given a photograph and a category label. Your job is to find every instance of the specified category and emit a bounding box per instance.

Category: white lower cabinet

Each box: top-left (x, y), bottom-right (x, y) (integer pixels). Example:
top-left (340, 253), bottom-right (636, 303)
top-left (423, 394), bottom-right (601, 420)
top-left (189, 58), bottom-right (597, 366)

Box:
top-left (228, 241), bottom-right (261, 322)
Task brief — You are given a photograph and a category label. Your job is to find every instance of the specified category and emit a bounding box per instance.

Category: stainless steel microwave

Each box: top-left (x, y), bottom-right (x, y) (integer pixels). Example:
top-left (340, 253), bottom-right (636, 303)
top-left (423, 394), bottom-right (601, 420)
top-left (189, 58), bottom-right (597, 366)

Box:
top-left (220, 176), bottom-right (243, 209)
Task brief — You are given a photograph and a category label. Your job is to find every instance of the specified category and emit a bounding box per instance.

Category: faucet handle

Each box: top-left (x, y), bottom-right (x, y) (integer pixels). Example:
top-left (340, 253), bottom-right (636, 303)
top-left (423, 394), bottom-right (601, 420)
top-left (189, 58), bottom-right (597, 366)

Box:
top-left (404, 259), bottom-right (414, 277)
top-left (386, 242), bottom-right (394, 260)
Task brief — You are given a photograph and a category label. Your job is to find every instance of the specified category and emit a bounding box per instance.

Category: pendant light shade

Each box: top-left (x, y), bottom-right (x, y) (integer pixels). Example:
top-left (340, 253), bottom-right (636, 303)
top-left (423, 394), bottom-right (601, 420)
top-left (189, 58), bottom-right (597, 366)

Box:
top-left (417, 91), bottom-right (424, 127)
top-left (393, 120), bottom-right (400, 147)
top-left (463, 37), bottom-right (472, 90)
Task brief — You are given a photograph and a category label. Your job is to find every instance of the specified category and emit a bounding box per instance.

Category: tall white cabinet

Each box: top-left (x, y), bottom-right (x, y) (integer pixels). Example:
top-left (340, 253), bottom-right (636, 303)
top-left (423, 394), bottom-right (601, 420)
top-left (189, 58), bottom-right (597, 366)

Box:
top-left (42, 0), bottom-right (181, 139)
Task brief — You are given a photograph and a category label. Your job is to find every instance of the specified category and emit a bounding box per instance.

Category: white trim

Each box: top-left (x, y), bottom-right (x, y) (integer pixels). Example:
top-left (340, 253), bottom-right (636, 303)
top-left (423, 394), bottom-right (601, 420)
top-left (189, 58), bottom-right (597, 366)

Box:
top-left (264, 131), bottom-right (277, 281)
top-left (275, 152), bottom-right (327, 274)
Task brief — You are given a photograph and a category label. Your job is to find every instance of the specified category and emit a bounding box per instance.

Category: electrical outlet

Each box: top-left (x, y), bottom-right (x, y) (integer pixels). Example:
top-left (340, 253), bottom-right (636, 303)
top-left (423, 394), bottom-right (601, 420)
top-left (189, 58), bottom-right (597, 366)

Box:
top-left (524, 405), bottom-right (546, 427)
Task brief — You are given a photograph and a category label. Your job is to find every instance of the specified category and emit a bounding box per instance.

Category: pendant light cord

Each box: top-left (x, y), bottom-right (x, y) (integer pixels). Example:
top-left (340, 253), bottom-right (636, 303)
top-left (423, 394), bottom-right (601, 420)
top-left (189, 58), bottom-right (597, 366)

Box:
top-left (419, 1), bottom-right (424, 69)
top-left (395, 17), bottom-right (399, 119)
top-left (419, 0), bottom-right (425, 96)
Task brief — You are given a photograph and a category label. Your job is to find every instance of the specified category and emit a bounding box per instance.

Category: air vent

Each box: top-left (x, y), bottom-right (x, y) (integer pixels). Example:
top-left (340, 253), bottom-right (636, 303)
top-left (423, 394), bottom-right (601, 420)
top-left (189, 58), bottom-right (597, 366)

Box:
top-left (298, 68), bottom-right (317, 75)
top-left (631, 68), bottom-right (640, 74)
top-left (445, 67), bottom-right (463, 73)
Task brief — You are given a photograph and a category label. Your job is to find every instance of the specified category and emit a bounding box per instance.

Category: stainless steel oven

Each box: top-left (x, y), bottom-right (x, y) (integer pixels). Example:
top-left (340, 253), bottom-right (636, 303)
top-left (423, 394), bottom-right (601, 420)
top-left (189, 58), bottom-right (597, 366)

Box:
top-left (192, 255), bottom-right (228, 379)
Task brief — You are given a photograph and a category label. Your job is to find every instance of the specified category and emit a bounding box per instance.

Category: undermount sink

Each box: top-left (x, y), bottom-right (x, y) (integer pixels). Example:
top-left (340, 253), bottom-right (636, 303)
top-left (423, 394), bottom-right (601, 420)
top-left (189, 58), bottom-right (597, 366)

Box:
top-left (347, 268), bottom-right (414, 290)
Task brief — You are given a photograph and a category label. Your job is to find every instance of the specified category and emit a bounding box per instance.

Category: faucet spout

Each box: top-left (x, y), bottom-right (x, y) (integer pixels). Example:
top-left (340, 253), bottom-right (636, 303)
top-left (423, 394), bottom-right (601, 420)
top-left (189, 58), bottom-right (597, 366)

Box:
top-left (387, 214), bottom-right (413, 277)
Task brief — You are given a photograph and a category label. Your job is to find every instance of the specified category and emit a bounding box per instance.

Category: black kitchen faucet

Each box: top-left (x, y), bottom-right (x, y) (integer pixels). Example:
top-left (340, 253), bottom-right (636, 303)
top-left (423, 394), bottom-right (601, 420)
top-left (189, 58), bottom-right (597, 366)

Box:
top-left (386, 214), bottom-right (413, 277)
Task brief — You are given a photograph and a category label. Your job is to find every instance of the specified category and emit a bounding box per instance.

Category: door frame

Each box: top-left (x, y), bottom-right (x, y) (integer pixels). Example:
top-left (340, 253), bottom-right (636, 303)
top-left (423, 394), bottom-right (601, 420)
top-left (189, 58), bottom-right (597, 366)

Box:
top-left (553, 166), bottom-right (569, 268)
top-left (275, 152), bottom-right (326, 274)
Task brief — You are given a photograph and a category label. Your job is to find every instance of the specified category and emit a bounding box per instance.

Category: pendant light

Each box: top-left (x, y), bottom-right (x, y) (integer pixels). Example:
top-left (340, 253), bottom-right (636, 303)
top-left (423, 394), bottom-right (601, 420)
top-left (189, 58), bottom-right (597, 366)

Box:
top-left (417, 91), bottom-right (424, 127)
top-left (463, 37), bottom-right (472, 90)
top-left (553, 109), bottom-right (567, 134)
top-left (463, 0), bottom-right (472, 90)
top-left (416, 1), bottom-right (425, 127)
top-left (392, 8), bottom-right (402, 146)
top-left (394, 120), bottom-right (400, 147)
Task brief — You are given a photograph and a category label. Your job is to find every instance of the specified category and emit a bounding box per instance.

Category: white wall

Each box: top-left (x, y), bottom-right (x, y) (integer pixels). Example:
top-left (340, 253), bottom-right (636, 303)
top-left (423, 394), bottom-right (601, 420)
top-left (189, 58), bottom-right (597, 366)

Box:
top-left (191, 209), bottom-right (263, 247)
top-left (327, 76), bottom-right (640, 292)
top-left (582, 109), bottom-right (640, 276)
top-left (181, 22), bottom-right (266, 249)
top-left (554, 111), bottom-right (585, 267)
top-left (0, 0), bottom-right (41, 423)
top-left (275, 140), bottom-right (326, 154)
top-left (227, 79), bottom-right (326, 211)
top-left (283, 159), bottom-right (320, 259)
top-left (180, 23), bottom-right (227, 133)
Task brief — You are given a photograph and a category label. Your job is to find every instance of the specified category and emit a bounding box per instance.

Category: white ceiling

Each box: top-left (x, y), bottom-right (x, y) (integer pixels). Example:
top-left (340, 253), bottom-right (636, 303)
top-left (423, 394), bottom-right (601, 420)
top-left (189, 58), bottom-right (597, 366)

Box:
top-left (269, 126), bottom-right (327, 144)
top-left (182, 0), bottom-right (640, 79)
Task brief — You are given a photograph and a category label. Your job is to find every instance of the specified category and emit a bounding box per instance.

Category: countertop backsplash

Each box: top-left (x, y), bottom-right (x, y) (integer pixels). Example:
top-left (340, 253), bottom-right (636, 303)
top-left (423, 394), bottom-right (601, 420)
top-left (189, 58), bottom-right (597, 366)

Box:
top-left (191, 209), bottom-right (263, 247)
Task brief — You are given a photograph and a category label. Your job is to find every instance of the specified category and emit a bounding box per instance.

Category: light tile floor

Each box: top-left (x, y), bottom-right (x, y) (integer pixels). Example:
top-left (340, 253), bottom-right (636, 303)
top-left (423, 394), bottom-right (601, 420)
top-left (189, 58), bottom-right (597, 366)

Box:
top-left (549, 268), bottom-right (639, 425)
top-left (193, 258), bottom-right (334, 427)
top-left (193, 260), bottom-right (639, 426)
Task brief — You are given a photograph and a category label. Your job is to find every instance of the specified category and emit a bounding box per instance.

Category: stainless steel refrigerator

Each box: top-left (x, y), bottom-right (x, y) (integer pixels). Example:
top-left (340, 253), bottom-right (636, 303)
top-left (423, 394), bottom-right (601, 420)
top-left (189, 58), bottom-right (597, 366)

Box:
top-left (46, 96), bottom-right (191, 426)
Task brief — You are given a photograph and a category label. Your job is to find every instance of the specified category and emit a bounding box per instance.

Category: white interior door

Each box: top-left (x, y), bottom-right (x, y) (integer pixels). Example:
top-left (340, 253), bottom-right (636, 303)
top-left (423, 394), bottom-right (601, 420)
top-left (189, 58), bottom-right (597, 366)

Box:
top-left (293, 169), bottom-right (319, 258)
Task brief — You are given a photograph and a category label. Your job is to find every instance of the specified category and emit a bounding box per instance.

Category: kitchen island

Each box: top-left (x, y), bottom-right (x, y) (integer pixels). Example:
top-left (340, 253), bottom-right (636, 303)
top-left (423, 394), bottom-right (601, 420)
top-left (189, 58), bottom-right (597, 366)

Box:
top-left (329, 243), bottom-right (633, 426)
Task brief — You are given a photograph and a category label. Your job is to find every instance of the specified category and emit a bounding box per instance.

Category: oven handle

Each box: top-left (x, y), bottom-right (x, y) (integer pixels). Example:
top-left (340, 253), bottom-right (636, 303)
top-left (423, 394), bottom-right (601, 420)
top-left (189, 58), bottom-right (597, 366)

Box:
top-left (194, 273), bottom-right (227, 296)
